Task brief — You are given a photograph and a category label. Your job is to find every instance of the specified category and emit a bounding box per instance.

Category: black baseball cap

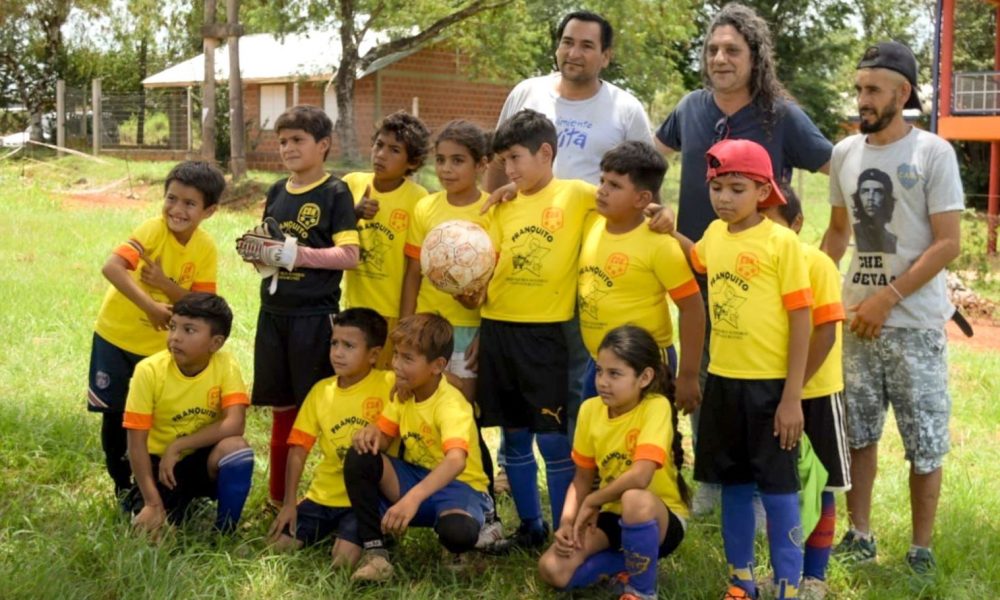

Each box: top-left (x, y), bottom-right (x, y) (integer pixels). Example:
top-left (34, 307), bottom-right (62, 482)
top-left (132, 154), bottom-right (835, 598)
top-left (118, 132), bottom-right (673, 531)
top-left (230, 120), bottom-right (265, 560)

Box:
top-left (857, 41), bottom-right (921, 111)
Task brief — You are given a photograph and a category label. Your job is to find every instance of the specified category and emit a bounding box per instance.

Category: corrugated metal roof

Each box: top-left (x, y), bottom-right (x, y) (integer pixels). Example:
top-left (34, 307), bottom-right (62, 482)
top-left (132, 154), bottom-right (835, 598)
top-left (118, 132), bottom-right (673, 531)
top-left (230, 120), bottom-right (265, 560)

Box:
top-left (143, 30), bottom-right (416, 88)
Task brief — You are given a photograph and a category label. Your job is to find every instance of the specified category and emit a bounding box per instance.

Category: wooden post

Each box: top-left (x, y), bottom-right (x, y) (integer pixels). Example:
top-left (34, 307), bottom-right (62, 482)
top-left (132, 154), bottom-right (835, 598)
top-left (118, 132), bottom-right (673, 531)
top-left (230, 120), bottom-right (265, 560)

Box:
top-left (56, 79), bottom-right (65, 155)
top-left (202, 0), bottom-right (218, 163)
top-left (227, 0), bottom-right (247, 180)
top-left (187, 86), bottom-right (194, 153)
top-left (91, 78), bottom-right (101, 155)
top-left (989, 6), bottom-right (1000, 255)
top-left (293, 82), bottom-right (300, 106)
top-left (411, 96), bottom-right (419, 117)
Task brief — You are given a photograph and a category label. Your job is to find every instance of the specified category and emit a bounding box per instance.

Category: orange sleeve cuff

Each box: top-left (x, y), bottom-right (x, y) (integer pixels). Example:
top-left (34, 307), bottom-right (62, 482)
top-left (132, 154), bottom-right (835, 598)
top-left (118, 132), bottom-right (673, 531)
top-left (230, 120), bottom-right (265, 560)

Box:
top-left (221, 392), bottom-right (249, 408)
top-left (190, 282), bottom-right (217, 293)
top-left (122, 411), bottom-right (152, 430)
top-left (442, 438), bottom-right (469, 453)
top-left (668, 278), bottom-right (701, 300)
top-left (571, 450), bottom-right (596, 469)
top-left (404, 243), bottom-right (421, 259)
top-left (812, 302), bottom-right (845, 326)
top-left (287, 428), bottom-right (316, 451)
top-left (376, 415), bottom-right (400, 438)
top-left (114, 242), bottom-right (142, 270)
top-left (782, 288), bottom-right (814, 311)
top-left (689, 248), bottom-right (707, 274)
top-left (633, 444), bottom-right (667, 466)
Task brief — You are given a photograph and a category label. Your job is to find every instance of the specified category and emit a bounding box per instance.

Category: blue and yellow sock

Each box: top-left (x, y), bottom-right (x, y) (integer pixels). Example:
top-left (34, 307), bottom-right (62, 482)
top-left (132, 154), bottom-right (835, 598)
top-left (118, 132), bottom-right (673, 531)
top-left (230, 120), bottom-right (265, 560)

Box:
top-left (622, 518), bottom-right (660, 597)
top-left (503, 428), bottom-right (544, 531)
top-left (564, 549), bottom-right (625, 589)
top-left (804, 491), bottom-right (835, 580)
top-left (215, 447), bottom-right (254, 532)
top-left (536, 432), bottom-right (573, 526)
top-left (722, 483), bottom-right (757, 596)
top-left (762, 492), bottom-right (803, 598)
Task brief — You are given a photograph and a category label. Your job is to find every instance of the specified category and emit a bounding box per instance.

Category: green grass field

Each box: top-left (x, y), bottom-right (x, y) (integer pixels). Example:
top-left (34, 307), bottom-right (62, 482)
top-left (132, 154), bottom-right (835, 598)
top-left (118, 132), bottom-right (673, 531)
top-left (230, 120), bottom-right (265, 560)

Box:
top-left (0, 155), bottom-right (997, 599)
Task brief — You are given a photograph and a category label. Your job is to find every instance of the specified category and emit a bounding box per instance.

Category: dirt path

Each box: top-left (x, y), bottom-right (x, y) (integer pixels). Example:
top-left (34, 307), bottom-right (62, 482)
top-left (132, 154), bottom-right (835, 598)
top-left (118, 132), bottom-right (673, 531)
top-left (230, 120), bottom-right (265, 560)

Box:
top-left (947, 318), bottom-right (1000, 352)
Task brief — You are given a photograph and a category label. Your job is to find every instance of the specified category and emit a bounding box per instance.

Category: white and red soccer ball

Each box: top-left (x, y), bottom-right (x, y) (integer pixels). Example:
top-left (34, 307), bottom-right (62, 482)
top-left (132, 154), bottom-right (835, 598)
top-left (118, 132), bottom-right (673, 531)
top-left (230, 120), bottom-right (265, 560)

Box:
top-left (420, 220), bottom-right (496, 295)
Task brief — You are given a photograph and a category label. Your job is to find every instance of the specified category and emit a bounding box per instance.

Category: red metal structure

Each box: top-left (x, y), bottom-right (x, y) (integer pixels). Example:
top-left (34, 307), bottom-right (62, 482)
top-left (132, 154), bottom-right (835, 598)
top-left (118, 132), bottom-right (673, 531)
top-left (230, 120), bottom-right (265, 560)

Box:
top-left (932, 0), bottom-right (1000, 253)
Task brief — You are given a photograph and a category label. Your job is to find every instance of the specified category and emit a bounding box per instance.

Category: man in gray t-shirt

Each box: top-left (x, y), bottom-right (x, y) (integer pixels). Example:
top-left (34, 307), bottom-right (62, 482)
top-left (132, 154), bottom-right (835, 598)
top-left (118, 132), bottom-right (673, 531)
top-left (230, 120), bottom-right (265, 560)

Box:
top-left (822, 41), bottom-right (963, 575)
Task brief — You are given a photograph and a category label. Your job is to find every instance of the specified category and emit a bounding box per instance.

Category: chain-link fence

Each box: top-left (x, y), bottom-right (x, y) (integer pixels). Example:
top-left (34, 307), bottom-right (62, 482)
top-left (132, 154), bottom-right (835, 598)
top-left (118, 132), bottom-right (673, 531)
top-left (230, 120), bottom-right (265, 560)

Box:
top-left (100, 89), bottom-right (194, 150)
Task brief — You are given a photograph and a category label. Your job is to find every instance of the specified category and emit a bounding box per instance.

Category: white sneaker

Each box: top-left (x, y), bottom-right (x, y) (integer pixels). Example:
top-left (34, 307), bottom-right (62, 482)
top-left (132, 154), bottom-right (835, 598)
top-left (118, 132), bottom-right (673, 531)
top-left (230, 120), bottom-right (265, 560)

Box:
top-left (691, 483), bottom-right (721, 517)
top-left (475, 518), bottom-right (504, 550)
top-left (799, 577), bottom-right (829, 600)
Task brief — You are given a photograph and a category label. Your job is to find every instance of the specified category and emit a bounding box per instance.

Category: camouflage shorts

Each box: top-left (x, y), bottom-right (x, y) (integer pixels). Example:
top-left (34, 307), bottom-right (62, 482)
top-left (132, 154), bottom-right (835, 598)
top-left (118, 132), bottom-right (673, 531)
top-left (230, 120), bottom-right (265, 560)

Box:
top-left (843, 327), bottom-right (950, 474)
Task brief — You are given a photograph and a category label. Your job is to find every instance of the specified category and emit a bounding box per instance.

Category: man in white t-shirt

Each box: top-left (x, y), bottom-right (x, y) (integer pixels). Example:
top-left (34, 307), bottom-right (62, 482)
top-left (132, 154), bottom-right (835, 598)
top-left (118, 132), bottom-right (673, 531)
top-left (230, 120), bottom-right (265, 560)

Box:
top-left (485, 10), bottom-right (653, 188)
top-left (821, 41), bottom-right (964, 576)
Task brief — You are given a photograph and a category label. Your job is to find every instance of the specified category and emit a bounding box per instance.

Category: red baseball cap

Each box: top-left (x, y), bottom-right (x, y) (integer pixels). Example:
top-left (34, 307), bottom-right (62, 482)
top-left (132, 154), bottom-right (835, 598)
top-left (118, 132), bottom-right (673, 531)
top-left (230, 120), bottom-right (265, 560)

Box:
top-left (705, 139), bottom-right (787, 208)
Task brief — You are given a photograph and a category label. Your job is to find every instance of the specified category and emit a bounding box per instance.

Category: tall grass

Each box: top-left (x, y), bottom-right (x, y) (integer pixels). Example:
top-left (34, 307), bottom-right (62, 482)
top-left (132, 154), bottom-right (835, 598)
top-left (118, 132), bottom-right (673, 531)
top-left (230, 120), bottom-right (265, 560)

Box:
top-left (0, 157), bottom-right (997, 598)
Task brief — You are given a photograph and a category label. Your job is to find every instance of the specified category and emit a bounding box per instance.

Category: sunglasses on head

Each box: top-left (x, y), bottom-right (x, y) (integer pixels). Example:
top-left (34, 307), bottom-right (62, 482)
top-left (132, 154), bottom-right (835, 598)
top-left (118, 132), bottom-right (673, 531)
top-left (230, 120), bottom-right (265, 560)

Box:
top-left (713, 116), bottom-right (730, 143)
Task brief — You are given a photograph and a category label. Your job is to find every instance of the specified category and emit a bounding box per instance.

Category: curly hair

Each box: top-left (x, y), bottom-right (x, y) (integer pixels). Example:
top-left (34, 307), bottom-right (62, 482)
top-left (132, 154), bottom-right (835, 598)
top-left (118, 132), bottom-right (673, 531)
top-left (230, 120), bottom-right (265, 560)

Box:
top-left (372, 110), bottom-right (430, 175)
top-left (702, 3), bottom-right (789, 138)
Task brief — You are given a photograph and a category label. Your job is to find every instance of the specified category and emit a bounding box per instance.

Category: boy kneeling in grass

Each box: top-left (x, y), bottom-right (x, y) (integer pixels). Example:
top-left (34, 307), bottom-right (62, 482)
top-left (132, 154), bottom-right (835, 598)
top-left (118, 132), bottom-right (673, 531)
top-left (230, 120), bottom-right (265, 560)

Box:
top-left (124, 293), bottom-right (253, 536)
top-left (344, 313), bottom-right (494, 582)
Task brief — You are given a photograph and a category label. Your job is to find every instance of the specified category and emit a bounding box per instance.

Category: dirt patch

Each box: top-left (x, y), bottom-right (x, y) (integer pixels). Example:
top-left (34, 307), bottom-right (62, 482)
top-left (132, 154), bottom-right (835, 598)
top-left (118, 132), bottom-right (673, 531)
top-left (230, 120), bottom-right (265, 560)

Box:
top-left (947, 317), bottom-right (1000, 352)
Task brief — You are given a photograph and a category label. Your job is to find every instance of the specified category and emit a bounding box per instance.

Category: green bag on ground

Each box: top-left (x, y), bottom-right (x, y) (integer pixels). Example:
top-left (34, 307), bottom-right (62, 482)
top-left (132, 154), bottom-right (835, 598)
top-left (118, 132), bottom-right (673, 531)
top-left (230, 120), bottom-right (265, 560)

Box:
top-left (798, 433), bottom-right (829, 537)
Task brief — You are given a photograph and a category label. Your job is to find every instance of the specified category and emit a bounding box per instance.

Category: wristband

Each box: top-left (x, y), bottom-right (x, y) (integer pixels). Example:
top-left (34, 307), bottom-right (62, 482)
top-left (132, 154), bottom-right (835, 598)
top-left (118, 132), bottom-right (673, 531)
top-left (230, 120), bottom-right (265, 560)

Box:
top-left (887, 282), bottom-right (904, 301)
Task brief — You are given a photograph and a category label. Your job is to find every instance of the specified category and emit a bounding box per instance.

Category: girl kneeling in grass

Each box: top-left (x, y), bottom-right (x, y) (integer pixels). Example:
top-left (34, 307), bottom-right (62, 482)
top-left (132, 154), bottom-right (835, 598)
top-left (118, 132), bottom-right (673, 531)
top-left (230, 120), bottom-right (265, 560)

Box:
top-left (538, 325), bottom-right (689, 600)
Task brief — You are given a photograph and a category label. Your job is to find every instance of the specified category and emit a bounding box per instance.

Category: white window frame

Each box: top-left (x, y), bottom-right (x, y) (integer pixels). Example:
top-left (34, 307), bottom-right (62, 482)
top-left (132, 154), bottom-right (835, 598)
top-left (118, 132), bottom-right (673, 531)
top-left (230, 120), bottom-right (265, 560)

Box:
top-left (323, 86), bottom-right (340, 125)
top-left (259, 84), bottom-right (287, 130)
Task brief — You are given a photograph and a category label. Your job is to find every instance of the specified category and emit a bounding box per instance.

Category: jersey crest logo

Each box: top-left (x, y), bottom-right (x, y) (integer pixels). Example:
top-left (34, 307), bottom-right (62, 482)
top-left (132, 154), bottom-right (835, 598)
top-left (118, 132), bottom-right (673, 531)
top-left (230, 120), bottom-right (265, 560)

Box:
top-left (207, 386), bottom-right (222, 410)
top-left (540, 406), bottom-right (563, 425)
top-left (625, 428), bottom-right (640, 454)
top-left (389, 209), bottom-right (409, 232)
top-left (605, 253), bottom-right (629, 278)
top-left (735, 252), bottom-right (760, 280)
top-left (541, 207), bottom-right (564, 232)
top-left (897, 163), bottom-right (920, 190)
top-left (297, 203), bottom-right (321, 229)
top-left (578, 279), bottom-right (608, 320)
top-left (178, 262), bottom-right (195, 286)
top-left (363, 397), bottom-right (383, 421)
top-left (95, 370), bottom-right (111, 390)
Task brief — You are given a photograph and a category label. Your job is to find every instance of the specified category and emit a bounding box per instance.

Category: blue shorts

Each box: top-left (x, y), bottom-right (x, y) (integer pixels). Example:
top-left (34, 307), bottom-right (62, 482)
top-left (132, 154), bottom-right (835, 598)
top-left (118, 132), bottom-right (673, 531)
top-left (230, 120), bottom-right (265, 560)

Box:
top-left (388, 456), bottom-right (493, 527)
top-left (87, 332), bottom-right (146, 413)
top-left (290, 499), bottom-right (360, 546)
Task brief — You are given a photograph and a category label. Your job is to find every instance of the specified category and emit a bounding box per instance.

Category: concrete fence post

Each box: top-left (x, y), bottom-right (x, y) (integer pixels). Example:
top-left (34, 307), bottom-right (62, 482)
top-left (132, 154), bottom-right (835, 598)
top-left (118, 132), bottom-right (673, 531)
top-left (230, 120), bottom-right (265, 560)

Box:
top-left (91, 79), bottom-right (102, 155)
top-left (56, 79), bottom-right (65, 155)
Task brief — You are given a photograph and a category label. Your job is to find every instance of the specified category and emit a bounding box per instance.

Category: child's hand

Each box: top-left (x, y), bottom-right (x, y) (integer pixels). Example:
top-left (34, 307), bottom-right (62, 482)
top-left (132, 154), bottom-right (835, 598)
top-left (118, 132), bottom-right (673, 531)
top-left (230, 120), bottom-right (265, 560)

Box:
top-left (552, 524), bottom-right (577, 557)
top-left (355, 186), bottom-right (380, 220)
top-left (267, 505), bottom-right (298, 543)
top-left (132, 503), bottom-right (167, 537)
top-left (144, 301), bottom-right (172, 331)
top-left (774, 395), bottom-right (804, 450)
top-left (453, 285), bottom-right (486, 310)
top-left (674, 373), bottom-right (702, 415)
top-left (571, 500), bottom-right (600, 549)
top-left (645, 203), bottom-right (676, 234)
top-left (353, 426), bottom-right (381, 455)
top-left (139, 256), bottom-right (171, 292)
top-left (381, 495), bottom-right (419, 536)
top-left (158, 445), bottom-right (181, 489)
top-left (463, 333), bottom-right (480, 373)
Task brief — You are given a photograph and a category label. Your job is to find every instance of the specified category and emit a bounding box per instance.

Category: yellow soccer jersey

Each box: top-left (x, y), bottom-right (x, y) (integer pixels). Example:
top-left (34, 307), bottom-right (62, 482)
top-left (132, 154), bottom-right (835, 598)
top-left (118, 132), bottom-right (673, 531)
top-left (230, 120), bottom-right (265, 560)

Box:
top-left (578, 214), bottom-right (700, 357)
top-left (403, 191), bottom-right (493, 327)
top-left (801, 244), bottom-right (845, 399)
top-left (483, 178), bottom-right (597, 323)
top-left (342, 172), bottom-right (428, 317)
top-left (95, 216), bottom-right (217, 356)
top-left (123, 350), bottom-right (248, 457)
top-left (376, 378), bottom-right (489, 493)
top-left (691, 218), bottom-right (813, 379)
top-left (572, 394), bottom-right (689, 519)
top-left (287, 369), bottom-right (394, 508)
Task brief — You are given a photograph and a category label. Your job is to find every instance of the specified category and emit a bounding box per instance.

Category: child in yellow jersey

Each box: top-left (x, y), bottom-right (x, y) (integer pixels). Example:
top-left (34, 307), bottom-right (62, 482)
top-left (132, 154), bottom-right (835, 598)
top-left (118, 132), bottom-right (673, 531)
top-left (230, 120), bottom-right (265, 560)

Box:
top-left (763, 185), bottom-right (850, 598)
top-left (674, 139), bottom-right (812, 600)
top-left (88, 160), bottom-right (225, 504)
top-left (239, 106), bottom-right (360, 508)
top-left (123, 293), bottom-right (253, 536)
top-left (538, 326), bottom-right (689, 600)
top-left (579, 141), bottom-right (705, 414)
top-left (344, 314), bottom-right (493, 583)
top-left (342, 110), bottom-right (430, 368)
top-left (401, 120), bottom-right (493, 402)
top-left (266, 308), bottom-right (391, 566)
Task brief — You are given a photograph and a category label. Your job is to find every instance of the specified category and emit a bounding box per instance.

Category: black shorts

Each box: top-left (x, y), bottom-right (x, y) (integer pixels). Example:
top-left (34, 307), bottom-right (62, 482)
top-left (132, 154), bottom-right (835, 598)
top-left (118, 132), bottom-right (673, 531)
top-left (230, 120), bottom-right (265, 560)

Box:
top-left (129, 446), bottom-right (216, 524)
top-left (87, 333), bottom-right (146, 413)
top-left (596, 508), bottom-right (685, 558)
top-left (476, 318), bottom-right (569, 432)
top-left (694, 375), bottom-right (799, 494)
top-left (252, 311), bottom-right (335, 408)
top-left (286, 499), bottom-right (360, 546)
top-left (803, 392), bottom-right (851, 491)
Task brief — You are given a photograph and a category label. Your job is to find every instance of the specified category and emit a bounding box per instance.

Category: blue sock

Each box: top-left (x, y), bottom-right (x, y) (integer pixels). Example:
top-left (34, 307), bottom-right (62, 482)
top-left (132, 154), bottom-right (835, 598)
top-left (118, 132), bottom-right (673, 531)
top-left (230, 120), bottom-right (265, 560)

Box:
top-left (721, 483), bottom-right (757, 596)
top-left (761, 492), bottom-right (803, 599)
top-left (214, 447), bottom-right (254, 532)
top-left (503, 428), bottom-right (543, 529)
top-left (803, 491), bottom-right (836, 580)
top-left (565, 549), bottom-right (626, 589)
top-left (622, 518), bottom-right (661, 596)
top-left (536, 431), bottom-right (573, 525)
